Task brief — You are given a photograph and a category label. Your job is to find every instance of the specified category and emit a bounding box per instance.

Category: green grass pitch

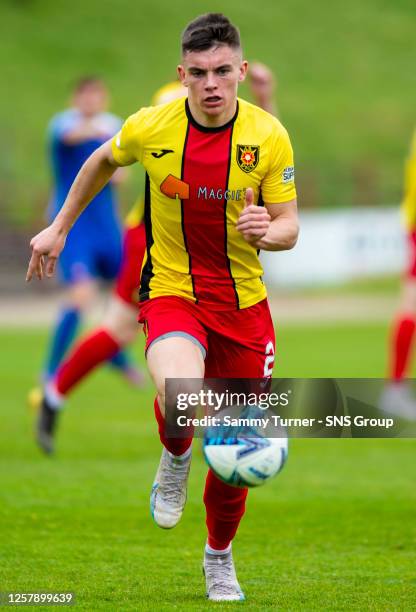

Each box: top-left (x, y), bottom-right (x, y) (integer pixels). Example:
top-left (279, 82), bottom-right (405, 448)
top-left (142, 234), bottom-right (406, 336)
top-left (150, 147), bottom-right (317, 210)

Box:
top-left (1, 324), bottom-right (415, 610)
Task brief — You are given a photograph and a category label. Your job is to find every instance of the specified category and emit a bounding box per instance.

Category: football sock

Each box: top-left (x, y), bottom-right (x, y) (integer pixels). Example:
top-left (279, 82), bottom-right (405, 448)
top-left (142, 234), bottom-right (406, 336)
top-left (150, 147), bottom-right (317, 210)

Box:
top-left (204, 469), bottom-right (248, 550)
top-left (55, 329), bottom-right (119, 396)
top-left (390, 316), bottom-right (416, 381)
top-left (205, 542), bottom-right (231, 555)
top-left (44, 306), bottom-right (81, 378)
top-left (168, 447), bottom-right (192, 461)
top-left (154, 397), bottom-right (193, 456)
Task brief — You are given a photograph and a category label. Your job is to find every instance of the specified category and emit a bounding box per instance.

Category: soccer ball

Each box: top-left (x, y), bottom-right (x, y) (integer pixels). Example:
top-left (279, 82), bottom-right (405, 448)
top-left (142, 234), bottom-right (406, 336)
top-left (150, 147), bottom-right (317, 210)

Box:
top-left (203, 408), bottom-right (288, 488)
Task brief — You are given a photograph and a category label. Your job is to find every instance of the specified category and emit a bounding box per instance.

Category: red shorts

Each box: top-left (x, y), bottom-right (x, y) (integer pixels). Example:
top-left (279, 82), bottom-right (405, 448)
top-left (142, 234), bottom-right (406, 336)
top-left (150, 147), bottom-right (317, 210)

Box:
top-left (114, 223), bottom-right (146, 307)
top-left (406, 231), bottom-right (416, 279)
top-left (138, 296), bottom-right (276, 378)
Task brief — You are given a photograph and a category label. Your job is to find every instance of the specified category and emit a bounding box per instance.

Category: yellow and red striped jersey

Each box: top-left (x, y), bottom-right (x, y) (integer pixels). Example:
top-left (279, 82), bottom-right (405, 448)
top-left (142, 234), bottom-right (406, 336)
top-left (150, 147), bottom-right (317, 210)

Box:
top-left (111, 97), bottom-right (296, 310)
top-left (402, 129), bottom-right (416, 230)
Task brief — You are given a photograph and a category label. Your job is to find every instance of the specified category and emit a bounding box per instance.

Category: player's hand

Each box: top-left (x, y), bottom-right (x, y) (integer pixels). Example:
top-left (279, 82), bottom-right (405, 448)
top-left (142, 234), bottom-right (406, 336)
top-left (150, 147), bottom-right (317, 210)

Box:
top-left (248, 62), bottom-right (275, 106)
top-left (26, 224), bottom-right (67, 282)
top-left (236, 188), bottom-right (271, 246)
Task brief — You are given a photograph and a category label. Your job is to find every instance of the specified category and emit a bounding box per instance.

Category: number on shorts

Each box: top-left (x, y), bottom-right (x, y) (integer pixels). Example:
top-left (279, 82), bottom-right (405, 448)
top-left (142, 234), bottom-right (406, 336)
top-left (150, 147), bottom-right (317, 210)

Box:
top-left (263, 341), bottom-right (275, 377)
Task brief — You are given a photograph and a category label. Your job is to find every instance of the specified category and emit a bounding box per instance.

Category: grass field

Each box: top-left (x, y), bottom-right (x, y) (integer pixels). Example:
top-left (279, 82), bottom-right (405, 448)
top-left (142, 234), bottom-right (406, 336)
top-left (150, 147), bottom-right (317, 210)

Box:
top-left (1, 323), bottom-right (415, 610)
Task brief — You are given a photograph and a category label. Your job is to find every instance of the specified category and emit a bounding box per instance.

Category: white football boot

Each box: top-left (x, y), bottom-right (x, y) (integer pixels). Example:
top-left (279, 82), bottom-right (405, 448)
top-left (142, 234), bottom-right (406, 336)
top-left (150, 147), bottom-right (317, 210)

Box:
top-left (203, 547), bottom-right (245, 602)
top-left (150, 447), bottom-right (192, 528)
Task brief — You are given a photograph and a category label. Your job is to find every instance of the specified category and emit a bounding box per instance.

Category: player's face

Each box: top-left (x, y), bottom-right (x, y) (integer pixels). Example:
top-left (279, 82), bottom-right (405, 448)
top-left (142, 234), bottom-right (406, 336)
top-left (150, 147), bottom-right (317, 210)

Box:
top-left (73, 84), bottom-right (108, 117)
top-left (178, 45), bottom-right (248, 126)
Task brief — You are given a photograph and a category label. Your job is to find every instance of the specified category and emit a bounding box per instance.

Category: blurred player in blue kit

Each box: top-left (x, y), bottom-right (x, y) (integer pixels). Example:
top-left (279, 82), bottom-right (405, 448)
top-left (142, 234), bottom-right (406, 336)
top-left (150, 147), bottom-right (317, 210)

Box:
top-left (40, 76), bottom-right (142, 385)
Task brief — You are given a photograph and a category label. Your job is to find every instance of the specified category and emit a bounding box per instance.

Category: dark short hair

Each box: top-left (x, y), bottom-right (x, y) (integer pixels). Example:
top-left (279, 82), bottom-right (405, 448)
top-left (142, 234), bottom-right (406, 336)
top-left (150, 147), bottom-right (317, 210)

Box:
top-left (182, 13), bottom-right (241, 54)
top-left (73, 76), bottom-right (105, 93)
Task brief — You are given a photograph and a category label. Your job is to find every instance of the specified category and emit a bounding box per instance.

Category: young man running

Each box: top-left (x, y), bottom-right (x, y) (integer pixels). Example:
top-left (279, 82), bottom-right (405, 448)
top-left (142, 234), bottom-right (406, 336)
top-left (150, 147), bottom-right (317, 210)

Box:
top-left (27, 14), bottom-right (298, 601)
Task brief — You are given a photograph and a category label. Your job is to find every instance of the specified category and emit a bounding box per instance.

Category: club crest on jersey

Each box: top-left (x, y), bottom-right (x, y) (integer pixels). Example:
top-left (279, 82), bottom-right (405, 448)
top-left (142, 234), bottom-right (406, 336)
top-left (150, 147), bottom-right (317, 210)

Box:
top-left (236, 145), bottom-right (259, 173)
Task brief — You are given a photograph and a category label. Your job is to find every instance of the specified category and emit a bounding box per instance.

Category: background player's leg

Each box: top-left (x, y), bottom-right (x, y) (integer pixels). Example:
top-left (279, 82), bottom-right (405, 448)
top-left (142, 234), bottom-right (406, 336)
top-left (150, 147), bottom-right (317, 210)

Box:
top-left (37, 297), bottom-right (141, 454)
top-left (382, 229), bottom-right (416, 418)
top-left (44, 279), bottom-right (96, 379)
top-left (102, 297), bottom-right (145, 386)
top-left (56, 298), bottom-right (140, 397)
top-left (388, 279), bottom-right (416, 380)
top-left (98, 236), bottom-right (142, 383)
top-left (381, 277), bottom-right (416, 419)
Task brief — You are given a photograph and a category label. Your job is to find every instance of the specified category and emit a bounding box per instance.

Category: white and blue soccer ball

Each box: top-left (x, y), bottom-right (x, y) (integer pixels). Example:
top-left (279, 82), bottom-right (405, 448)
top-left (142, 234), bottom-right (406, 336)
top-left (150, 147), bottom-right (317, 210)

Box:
top-left (203, 408), bottom-right (288, 488)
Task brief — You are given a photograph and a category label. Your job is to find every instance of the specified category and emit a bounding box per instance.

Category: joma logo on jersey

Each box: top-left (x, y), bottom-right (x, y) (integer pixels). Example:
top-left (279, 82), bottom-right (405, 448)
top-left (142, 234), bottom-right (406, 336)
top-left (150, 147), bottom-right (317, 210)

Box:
top-left (237, 145), bottom-right (259, 173)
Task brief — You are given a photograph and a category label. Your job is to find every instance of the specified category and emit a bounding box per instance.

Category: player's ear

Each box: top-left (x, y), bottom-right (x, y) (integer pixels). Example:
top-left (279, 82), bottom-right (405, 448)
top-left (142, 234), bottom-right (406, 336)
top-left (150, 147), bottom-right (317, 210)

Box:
top-left (177, 65), bottom-right (187, 85)
top-left (238, 60), bottom-right (249, 83)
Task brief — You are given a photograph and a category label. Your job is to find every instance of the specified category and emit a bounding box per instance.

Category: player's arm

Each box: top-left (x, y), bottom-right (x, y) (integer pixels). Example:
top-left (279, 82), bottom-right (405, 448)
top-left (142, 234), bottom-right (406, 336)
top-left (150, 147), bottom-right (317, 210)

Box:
top-left (258, 199), bottom-right (298, 250)
top-left (248, 62), bottom-right (277, 116)
top-left (26, 140), bottom-right (123, 281)
top-left (111, 166), bottom-right (128, 186)
top-left (61, 120), bottom-right (108, 145)
top-left (236, 188), bottom-right (298, 251)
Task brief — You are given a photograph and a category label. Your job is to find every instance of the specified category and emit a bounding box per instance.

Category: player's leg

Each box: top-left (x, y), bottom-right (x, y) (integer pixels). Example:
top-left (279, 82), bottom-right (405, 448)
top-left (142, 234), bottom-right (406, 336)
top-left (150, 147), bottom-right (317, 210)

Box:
top-left (41, 231), bottom-right (99, 382)
top-left (140, 297), bottom-right (207, 528)
top-left (147, 336), bottom-right (205, 528)
top-left (381, 231), bottom-right (416, 419)
top-left (43, 278), bottom-right (97, 380)
top-left (35, 277), bottom-right (97, 453)
top-left (36, 224), bottom-right (147, 453)
top-left (202, 299), bottom-right (275, 601)
top-left (389, 279), bottom-right (416, 380)
top-left (37, 296), bottom-right (140, 454)
top-left (97, 229), bottom-right (142, 383)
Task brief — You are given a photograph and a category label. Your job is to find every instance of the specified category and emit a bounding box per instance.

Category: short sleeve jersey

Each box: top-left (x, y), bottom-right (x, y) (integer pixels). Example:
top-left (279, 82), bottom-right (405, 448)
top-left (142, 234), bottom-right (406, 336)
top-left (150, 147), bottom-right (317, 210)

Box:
top-left (112, 97), bottom-right (296, 310)
top-left (402, 129), bottom-right (416, 231)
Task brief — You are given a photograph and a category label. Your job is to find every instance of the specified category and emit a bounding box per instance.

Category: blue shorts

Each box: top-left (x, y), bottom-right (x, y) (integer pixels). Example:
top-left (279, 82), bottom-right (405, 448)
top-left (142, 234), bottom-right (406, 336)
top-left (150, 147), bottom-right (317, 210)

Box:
top-left (58, 226), bottom-right (123, 285)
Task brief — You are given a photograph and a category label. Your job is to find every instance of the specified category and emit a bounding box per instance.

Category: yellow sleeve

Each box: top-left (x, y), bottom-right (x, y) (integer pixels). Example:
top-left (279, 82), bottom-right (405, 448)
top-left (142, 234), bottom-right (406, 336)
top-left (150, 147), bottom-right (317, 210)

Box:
top-left (261, 124), bottom-right (297, 204)
top-left (111, 108), bottom-right (149, 166)
top-left (402, 132), bottom-right (416, 230)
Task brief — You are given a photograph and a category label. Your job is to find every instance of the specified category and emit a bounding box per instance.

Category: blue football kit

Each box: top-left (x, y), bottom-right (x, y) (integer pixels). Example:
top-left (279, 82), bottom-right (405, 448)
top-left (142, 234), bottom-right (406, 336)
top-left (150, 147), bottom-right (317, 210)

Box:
top-left (48, 109), bottom-right (123, 283)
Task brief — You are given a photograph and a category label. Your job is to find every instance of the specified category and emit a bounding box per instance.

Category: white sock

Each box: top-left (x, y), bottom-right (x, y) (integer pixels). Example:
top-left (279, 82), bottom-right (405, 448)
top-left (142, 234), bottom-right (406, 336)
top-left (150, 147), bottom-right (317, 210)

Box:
top-left (168, 446), bottom-right (191, 461)
top-left (44, 381), bottom-right (65, 411)
top-left (205, 542), bottom-right (231, 556)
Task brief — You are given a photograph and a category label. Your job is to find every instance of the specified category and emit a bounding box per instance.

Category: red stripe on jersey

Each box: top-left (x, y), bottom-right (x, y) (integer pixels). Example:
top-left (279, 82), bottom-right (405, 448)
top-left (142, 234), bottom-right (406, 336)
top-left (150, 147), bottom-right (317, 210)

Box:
top-left (182, 123), bottom-right (238, 307)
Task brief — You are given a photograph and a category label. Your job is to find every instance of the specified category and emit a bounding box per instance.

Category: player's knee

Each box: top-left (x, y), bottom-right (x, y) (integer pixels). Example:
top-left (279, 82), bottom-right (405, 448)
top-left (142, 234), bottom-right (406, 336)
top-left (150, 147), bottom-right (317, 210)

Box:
top-left (106, 321), bottom-right (137, 345)
top-left (102, 298), bottom-right (138, 345)
top-left (155, 379), bottom-right (203, 418)
top-left (66, 280), bottom-right (97, 309)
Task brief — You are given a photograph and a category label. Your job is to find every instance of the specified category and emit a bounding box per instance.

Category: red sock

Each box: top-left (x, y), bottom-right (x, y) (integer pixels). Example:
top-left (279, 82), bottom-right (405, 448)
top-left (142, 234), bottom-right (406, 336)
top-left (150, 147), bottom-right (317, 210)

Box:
top-left (56, 329), bottom-right (120, 395)
top-left (154, 397), bottom-right (193, 456)
top-left (390, 316), bottom-right (416, 381)
top-left (204, 469), bottom-right (248, 550)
